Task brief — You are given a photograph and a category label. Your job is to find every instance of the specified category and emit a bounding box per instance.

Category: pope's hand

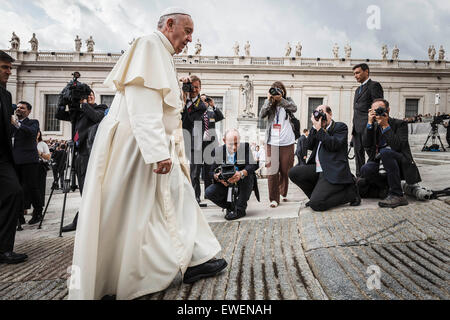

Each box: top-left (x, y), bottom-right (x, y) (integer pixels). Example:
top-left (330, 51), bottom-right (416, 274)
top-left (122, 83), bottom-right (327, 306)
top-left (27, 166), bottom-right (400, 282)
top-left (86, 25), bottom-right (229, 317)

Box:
top-left (154, 159), bottom-right (172, 175)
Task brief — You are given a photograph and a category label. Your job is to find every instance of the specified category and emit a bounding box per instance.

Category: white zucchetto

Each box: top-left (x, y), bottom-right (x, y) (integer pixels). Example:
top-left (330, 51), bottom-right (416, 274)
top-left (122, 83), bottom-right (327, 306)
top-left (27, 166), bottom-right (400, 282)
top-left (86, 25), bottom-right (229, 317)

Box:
top-left (160, 7), bottom-right (191, 18)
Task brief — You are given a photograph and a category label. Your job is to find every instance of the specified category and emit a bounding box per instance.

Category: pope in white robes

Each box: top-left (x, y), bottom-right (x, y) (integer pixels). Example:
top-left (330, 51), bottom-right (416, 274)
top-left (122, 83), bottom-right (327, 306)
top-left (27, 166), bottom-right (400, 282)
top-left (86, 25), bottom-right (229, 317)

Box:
top-left (68, 8), bottom-right (225, 300)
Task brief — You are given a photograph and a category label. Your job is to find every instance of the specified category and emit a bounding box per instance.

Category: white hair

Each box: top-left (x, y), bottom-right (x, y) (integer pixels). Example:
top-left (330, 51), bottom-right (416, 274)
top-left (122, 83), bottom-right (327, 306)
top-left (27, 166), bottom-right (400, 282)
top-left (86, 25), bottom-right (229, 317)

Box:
top-left (224, 129), bottom-right (241, 140)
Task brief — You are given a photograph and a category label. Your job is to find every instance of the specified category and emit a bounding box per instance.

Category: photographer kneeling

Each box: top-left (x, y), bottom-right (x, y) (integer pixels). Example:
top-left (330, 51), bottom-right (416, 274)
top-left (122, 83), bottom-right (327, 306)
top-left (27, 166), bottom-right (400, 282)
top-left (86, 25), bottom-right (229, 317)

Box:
top-left (289, 105), bottom-right (360, 212)
top-left (205, 129), bottom-right (259, 221)
top-left (56, 90), bottom-right (107, 232)
top-left (359, 99), bottom-right (421, 208)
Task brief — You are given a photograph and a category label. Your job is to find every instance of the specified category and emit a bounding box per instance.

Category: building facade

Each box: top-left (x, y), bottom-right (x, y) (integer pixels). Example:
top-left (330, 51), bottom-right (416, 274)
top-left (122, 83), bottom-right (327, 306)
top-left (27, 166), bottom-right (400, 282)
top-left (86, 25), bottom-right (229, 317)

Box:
top-left (4, 49), bottom-right (450, 143)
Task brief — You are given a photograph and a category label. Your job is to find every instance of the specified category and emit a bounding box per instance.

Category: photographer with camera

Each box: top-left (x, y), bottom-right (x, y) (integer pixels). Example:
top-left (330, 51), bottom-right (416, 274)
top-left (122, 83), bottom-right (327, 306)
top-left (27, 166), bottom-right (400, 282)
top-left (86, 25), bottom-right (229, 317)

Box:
top-left (181, 75), bottom-right (208, 204)
top-left (259, 81), bottom-right (298, 208)
top-left (200, 94), bottom-right (224, 191)
top-left (56, 86), bottom-right (107, 232)
top-left (359, 99), bottom-right (421, 208)
top-left (289, 105), bottom-right (360, 212)
top-left (11, 101), bottom-right (43, 226)
top-left (205, 129), bottom-right (259, 221)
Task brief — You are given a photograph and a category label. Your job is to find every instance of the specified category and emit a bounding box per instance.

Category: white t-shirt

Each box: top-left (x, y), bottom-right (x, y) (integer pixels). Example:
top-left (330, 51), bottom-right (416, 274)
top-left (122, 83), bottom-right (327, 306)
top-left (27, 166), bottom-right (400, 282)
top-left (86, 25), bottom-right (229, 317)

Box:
top-left (37, 141), bottom-right (50, 161)
top-left (268, 107), bottom-right (295, 146)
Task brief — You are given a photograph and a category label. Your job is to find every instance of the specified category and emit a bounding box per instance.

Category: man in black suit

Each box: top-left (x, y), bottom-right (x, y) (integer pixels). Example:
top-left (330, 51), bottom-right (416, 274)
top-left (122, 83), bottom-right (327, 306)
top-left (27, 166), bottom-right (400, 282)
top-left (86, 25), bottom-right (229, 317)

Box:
top-left (359, 99), bottom-right (422, 208)
top-left (11, 101), bottom-right (42, 226)
top-left (295, 129), bottom-right (309, 165)
top-left (57, 91), bottom-right (107, 232)
top-left (444, 120), bottom-right (450, 148)
top-left (201, 95), bottom-right (224, 191)
top-left (205, 129), bottom-right (260, 221)
top-left (181, 75), bottom-right (208, 204)
top-left (352, 64), bottom-right (384, 177)
top-left (0, 50), bottom-right (27, 264)
top-left (289, 105), bottom-right (360, 212)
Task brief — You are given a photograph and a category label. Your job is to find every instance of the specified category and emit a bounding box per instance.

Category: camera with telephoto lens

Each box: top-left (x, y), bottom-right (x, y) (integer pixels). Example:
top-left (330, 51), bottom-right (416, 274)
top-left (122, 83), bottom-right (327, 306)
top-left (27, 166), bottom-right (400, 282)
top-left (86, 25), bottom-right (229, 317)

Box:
top-left (401, 182), bottom-right (433, 201)
top-left (375, 107), bottom-right (387, 117)
top-left (215, 164), bottom-right (237, 182)
top-left (182, 81), bottom-right (194, 93)
top-left (269, 87), bottom-right (283, 97)
top-left (57, 72), bottom-right (92, 110)
top-left (313, 110), bottom-right (327, 122)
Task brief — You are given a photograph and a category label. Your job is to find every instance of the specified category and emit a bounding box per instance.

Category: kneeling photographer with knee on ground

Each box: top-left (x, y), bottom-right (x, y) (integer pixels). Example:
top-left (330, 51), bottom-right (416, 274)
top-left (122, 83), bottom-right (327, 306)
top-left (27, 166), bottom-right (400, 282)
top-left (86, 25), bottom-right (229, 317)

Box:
top-left (358, 98), bottom-right (422, 208)
top-left (205, 129), bottom-right (259, 221)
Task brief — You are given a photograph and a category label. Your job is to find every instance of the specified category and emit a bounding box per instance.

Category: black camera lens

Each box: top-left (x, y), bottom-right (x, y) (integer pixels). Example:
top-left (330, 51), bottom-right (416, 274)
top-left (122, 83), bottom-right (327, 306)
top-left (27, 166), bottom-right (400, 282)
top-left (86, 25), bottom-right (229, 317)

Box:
top-left (313, 110), bottom-right (327, 121)
top-left (269, 87), bottom-right (282, 96)
top-left (375, 107), bottom-right (386, 117)
top-left (182, 82), bottom-right (194, 93)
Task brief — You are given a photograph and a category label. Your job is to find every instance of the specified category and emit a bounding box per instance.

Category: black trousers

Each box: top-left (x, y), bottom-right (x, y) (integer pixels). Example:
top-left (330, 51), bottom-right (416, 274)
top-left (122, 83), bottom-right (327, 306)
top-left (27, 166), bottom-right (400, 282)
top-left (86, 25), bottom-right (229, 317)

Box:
top-left (203, 163), bottom-right (213, 192)
top-left (190, 163), bottom-right (203, 202)
top-left (75, 153), bottom-right (90, 195)
top-left (360, 148), bottom-right (404, 197)
top-left (205, 175), bottom-right (255, 212)
top-left (289, 164), bottom-right (355, 212)
top-left (0, 161), bottom-right (23, 253)
top-left (447, 135), bottom-right (450, 147)
top-left (38, 163), bottom-right (47, 208)
top-left (16, 163), bottom-right (43, 215)
top-left (353, 133), bottom-right (366, 177)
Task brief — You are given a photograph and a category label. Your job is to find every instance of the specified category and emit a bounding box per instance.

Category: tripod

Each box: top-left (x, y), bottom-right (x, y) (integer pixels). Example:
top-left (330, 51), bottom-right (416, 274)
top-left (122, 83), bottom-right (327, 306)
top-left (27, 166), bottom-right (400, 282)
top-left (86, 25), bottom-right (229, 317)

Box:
top-left (422, 124), bottom-right (446, 152)
top-left (38, 142), bottom-right (78, 237)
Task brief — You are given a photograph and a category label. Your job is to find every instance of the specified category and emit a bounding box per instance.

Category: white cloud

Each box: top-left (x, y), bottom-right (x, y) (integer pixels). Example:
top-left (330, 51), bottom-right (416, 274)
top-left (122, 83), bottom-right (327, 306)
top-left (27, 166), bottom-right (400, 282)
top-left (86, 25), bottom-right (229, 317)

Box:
top-left (0, 0), bottom-right (448, 60)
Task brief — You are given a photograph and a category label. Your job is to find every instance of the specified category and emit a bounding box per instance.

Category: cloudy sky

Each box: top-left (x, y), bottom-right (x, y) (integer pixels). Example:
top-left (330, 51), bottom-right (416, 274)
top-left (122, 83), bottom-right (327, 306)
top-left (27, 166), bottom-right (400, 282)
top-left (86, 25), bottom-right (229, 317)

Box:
top-left (0, 0), bottom-right (449, 60)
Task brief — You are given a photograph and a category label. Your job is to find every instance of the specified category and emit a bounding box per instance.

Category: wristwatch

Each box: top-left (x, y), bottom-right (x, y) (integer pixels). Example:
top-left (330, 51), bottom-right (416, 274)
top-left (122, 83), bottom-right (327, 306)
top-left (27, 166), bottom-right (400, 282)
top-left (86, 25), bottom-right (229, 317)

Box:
top-left (240, 171), bottom-right (245, 180)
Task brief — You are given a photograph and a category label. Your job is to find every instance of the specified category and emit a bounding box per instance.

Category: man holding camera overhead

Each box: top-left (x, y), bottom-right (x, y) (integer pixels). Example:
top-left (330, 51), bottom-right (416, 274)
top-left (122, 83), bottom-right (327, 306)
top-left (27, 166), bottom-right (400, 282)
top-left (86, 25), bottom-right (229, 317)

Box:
top-left (359, 99), bottom-right (421, 208)
top-left (205, 129), bottom-right (259, 221)
top-left (289, 105), bottom-right (361, 212)
top-left (181, 75), bottom-right (208, 204)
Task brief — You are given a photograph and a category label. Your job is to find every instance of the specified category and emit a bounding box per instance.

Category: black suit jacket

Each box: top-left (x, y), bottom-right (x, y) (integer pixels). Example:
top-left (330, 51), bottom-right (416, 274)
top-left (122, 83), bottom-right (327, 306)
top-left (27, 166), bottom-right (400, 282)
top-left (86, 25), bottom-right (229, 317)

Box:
top-left (11, 117), bottom-right (40, 165)
top-left (56, 103), bottom-right (107, 155)
top-left (210, 143), bottom-right (260, 201)
top-left (181, 96), bottom-right (208, 153)
top-left (306, 121), bottom-right (354, 185)
top-left (362, 118), bottom-right (422, 185)
top-left (353, 79), bottom-right (384, 134)
top-left (295, 135), bottom-right (308, 162)
top-left (0, 86), bottom-right (14, 163)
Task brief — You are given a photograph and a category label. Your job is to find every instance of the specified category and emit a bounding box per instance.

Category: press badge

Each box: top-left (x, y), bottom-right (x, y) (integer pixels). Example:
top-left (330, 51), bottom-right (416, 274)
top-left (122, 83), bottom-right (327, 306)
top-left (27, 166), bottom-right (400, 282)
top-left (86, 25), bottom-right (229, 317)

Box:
top-left (273, 124), bottom-right (281, 135)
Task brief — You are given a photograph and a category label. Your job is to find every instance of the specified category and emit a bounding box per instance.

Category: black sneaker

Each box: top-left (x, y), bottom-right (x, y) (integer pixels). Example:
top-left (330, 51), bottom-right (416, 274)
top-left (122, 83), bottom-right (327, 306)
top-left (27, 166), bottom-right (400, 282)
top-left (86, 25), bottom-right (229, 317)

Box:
top-left (28, 215), bottom-right (43, 225)
top-left (379, 195), bottom-right (409, 209)
top-left (225, 209), bottom-right (246, 221)
top-left (0, 252), bottom-right (28, 264)
top-left (183, 258), bottom-right (228, 284)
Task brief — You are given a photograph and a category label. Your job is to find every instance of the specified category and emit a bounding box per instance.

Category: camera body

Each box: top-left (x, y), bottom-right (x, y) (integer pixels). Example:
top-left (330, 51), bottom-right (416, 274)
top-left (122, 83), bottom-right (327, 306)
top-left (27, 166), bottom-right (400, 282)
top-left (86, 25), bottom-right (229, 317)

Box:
top-left (375, 107), bottom-right (387, 117)
top-left (432, 114), bottom-right (450, 126)
top-left (215, 164), bottom-right (237, 182)
top-left (57, 72), bottom-right (92, 110)
top-left (182, 81), bottom-right (194, 93)
top-left (313, 110), bottom-right (327, 122)
top-left (269, 87), bottom-right (283, 97)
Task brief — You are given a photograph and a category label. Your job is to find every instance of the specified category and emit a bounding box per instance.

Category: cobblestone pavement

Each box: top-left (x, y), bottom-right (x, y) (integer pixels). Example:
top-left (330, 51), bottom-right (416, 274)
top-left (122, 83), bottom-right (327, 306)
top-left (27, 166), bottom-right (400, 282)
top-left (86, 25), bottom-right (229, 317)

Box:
top-left (1, 163), bottom-right (449, 300)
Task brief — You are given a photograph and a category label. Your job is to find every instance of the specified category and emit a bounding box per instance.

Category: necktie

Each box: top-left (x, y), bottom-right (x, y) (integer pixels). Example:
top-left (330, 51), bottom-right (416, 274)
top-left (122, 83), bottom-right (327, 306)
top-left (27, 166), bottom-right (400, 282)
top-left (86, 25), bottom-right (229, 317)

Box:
top-left (204, 112), bottom-right (210, 141)
top-left (358, 84), bottom-right (364, 95)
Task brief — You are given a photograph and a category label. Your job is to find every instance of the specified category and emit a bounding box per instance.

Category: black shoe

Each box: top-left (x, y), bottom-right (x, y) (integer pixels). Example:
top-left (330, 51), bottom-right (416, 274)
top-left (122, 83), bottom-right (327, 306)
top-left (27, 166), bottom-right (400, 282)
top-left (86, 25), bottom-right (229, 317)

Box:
top-left (17, 224), bottom-right (23, 231)
top-left (305, 201), bottom-right (311, 208)
top-left (28, 215), bottom-right (43, 225)
top-left (349, 185), bottom-right (361, 207)
top-left (62, 213), bottom-right (78, 233)
top-left (183, 258), bottom-right (228, 284)
top-left (101, 295), bottom-right (117, 300)
top-left (0, 252), bottom-right (28, 264)
top-left (225, 209), bottom-right (246, 221)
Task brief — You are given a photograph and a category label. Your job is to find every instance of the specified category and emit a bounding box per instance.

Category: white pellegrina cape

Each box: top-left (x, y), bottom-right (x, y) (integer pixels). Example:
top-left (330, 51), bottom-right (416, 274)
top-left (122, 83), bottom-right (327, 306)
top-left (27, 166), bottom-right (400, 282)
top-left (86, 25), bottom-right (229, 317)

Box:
top-left (68, 31), bottom-right (222, 300)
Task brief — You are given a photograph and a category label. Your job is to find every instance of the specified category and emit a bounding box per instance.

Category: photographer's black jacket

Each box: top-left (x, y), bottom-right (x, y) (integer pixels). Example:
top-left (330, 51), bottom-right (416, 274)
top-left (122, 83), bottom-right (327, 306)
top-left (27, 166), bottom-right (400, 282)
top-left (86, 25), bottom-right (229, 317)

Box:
top-left (362, 118), bottom-right (421, 185)
top-left (210, 143), bottom-right (260, 200)
top-left (56, 103), bottom-right (107, 155)
top-left (181, 96), bottom-right (207, 133)
top-left (305, 121), bottom-right (354, 185)
top-left (0, 86), bottom-right (13, 163)
top-left (353, 79), bottom-right (384, 134)
top-left (11, 117), bottom-right (40, 165)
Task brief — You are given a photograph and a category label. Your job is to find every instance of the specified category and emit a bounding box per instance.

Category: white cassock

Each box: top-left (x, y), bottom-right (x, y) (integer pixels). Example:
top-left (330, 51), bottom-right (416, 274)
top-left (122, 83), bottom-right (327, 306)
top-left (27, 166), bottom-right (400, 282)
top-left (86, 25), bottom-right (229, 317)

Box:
top-left (68, 31), bottom-right (222, 300)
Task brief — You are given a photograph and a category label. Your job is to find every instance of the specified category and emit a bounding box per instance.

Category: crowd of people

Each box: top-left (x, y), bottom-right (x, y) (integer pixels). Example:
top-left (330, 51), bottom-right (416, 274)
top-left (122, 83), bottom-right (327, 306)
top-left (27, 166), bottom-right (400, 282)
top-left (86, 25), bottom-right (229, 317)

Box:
top-left (404, 112), bottom-right (450, 124)
top-left (0, 7), bottom-right (447, 300)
